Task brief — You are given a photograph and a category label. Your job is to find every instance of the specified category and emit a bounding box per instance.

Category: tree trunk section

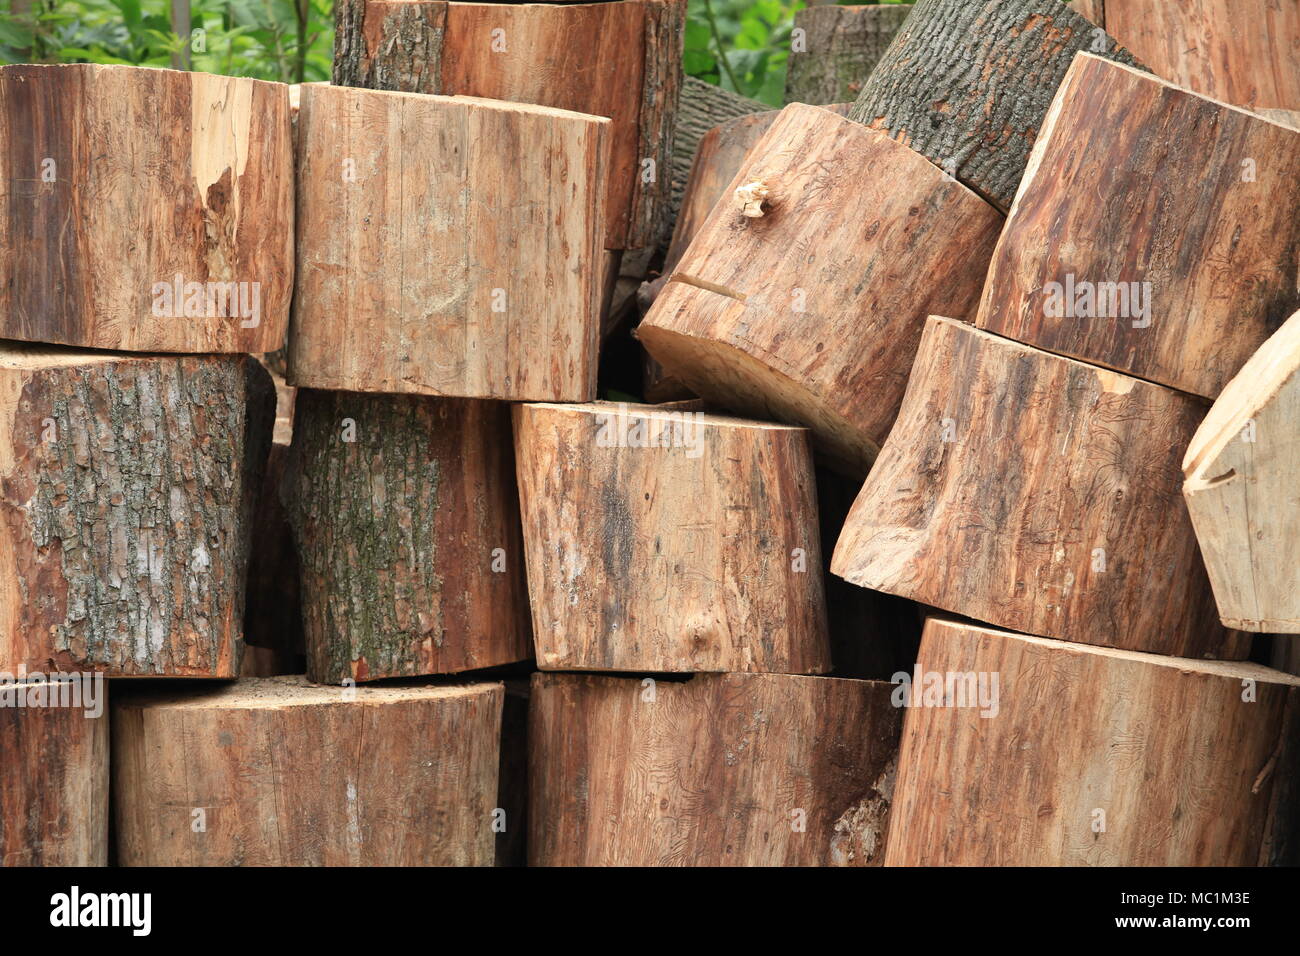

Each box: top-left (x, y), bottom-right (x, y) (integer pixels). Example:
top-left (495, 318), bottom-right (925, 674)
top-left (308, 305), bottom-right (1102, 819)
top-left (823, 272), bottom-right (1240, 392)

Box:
top-left (1067, 0), bottom-right (1104, 26)
top-left (284, 389), bottom-right (531, 684)
top-left (0, 347), bottom-right (273, 676)
top-left (977, 54), bottom-right (1300, 399)
top-left (112, 677), bottom-right (503, 866)
top-left (0, 64), bottom-right (293, 353)
top-left (638, 103), bottom-right (1003, 476)
top-left (886, 617), bottom-right (1300, 866)
top-left (514, 401), bottom-right (830, 673)
top-left (847, 0), bottom-right (1143, 211)
top-left (784, 3), bottom-right (912, 106)
top-left (831, 317), bottom-right (1246, 660)
top-left (332, 0), bottom-right (446, 93)
top-left (530, 672), bottom-right (901, 866)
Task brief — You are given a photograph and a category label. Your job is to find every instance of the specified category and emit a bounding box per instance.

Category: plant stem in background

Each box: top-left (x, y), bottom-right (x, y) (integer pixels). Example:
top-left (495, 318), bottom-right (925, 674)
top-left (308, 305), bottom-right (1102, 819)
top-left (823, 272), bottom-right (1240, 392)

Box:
top-left (700, 0), bottom-right (740, 91)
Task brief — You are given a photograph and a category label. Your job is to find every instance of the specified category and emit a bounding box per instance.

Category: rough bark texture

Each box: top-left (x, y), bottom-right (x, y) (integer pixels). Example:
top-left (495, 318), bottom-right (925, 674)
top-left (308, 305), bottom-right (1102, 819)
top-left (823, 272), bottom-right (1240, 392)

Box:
top-left (514, 401), bottom-right (830, 673)
top-left (784, 4), bottom-right (913, 105)
top-left (886, 618), bottom-right (1300, 866)
top-left (284, 389), bottom-right (531, 684)
top-left (847, 0), bottom-right (1143, 211)
top-left (1104, 0), bottom-right (1300, 110)
top-left (831, 316), bottom-right (1248, 660)
top-left (0, 64), bottom-right (293, 353)
top-left (0, 680), bottom-right (108, 866)
top-left (1184, 309), bottom-right (1300, 633)
top-left (112, 677), bottom-right (503, 866)
top-left (977, 54), bottom-right (1300, 399)
top-left (289, 83), bottom-right (607, 401)
top-left (638, 104), bottom-right (1004, 476)
top-left (530, 672), bottom-right (902, 866)
top-left (0, 347), bottom-right (273, 676)
top-left (332, 0), bottom-right (445, 93)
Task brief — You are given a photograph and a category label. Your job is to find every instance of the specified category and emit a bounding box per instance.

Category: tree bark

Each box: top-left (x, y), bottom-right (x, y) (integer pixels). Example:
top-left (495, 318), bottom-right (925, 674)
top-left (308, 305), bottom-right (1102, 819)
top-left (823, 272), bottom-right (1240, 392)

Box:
top-left (977, 54), bottom-right (1300, 399)
top-left (112, 677), bottom-right (503, 866)
top-left (332, 0), bottom-right (445, 93)
top-left (0, 64), bottom-right (293, 353)
top-left (847, 0), bottom-right (1143, 211)
top-left (831, 316), bottom-right (1247, 660)
top-left (284, 389), bottom-right (531, 684)
top-left (886, 617), bottom-right (1300, 866)
top-left (513, 400), bottom-right (830, 673)
top-left (784, 3), bottom-right (912, 106)
top-left (638, 103), bottom-right (1003, 476)
top-left (530, 671), bottom-right (901, 866)
top-left (0, 347), bottom-right (273, 676)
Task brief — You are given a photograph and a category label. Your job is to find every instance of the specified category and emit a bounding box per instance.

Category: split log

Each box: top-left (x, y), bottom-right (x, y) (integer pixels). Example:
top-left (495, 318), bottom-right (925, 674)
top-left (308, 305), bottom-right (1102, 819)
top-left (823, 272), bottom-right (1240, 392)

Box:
top-left (333, 0), bottom-right (685, 250)
top-left (784, 3), bottom-right (912, 105)
top-left (977, 54), bottom-right (1300, 399)
top-left (289, 83), bottom-right (607, 401)
top-left (513, 401), bottom-right (830, 673)
top-left (0, 678), bottom-right (108, 866)
top-left (831, 316), bottom-right (1247, 660)
top-left (284, 389), bottom-right (531, 684)
top-left (113, 677), bottom-right (502, 866)
top-left (0, 346), bottom-right (274, 676)
top-left (886, 617), bottom-right (1300, 866)
top-left (637, 103), bottom-right (1003, 476)
top-left (1103, 0), bottom-right (1300, 110)
top-left (1184, 309), bottom-right (1300, 633)
top-left (847, 0), bottom-right (1142, 211)
top-left (0, 64), bottom-right (292, 353)
top-left (530, 671), bottom-right (901, 866)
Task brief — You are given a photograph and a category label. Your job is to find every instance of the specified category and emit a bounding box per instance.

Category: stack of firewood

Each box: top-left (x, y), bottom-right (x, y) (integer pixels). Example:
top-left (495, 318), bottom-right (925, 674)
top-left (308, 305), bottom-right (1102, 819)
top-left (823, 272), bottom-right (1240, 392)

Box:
top-left (1, 0), bottom-right (1298, 869)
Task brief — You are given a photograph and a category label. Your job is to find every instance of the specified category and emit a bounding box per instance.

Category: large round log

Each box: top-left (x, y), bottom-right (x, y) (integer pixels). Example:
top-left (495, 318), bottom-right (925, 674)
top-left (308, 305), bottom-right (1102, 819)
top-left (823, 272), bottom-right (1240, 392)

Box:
top-left (0, 64), bottom-right (292, 353)
top-left (637, 103), bottom-right (1003, 475)
top-left (831, 316), bottom-right (1247, 660)
top-left (0, 346), bottom-right (273, 676)
top-left (886, 617), bottom-right (1300, 866)
top-left (284, 389), bottom-right (531, 684)
top-left (847, 0), bottom-right (1142, 211)
top-left (1184, 309), bottom-right (1300, 633)
top-left (513, 401), bottom-right (830, 674)
top-left (977, 53), bottom-right (1300, 399)
top-left (529, 671), bottom-right (901, 866)
top-left (113, 677), bottom-right (503, 866)
top-left (784, 3), bottom-right (912, 106)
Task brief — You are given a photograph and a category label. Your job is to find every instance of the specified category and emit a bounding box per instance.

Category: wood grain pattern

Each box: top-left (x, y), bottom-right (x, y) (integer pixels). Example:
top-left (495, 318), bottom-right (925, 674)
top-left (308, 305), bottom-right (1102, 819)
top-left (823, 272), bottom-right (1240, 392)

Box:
top-left (0, 64), bottom-right (293, 353)
top-left (530, 672), bottom-right (901, 866)
top-left (1, 679), bottom-right (108, 866)
top-left (977, 53), bottom-right (1300, 399)
top-left (514, 401), bottom-right (830, 673)
top-left (638, 103), bottom-right (1003, 476)
top-left (886, 617), bottom-right (1300, 866)
top-left (0, 346), bottom-right (274, 676)
top-left (784, 3), bottom-right (912, 105)
top-left (831, 316), bottom-right (1247, 660)
top-left (847, 0), bottom-right (1142, 211)
top-left (289, 83), bottom-right (607, 400)
top-left (1184, 309), bottom-right (1300, 633)
top-left (113, 677), bottom-right (502, 866)
top-left (1104, 0), bottom-right (1300, 109)
top-left (285, 389), bottom-right (531, 684)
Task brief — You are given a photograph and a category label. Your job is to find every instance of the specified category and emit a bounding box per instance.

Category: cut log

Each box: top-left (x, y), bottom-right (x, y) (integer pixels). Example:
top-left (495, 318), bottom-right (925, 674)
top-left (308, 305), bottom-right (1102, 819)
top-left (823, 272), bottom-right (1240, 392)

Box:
top-left (513, 401), bottom-right (830, 673)
top-left (288, 83), bottom-right (606, 401)
top-left (333, 0), bottom-right (686, 250)
top-left (0, 677), bottom-right (108, 865)
top-left (113, 677), bottom-right (502, 866)
top-left (886, 617), bottom-right (1300, 866)
top-left (784, 3), bottom-right (912, 105)
top-left (831, 316), bottom-right (1247, 660)
top-left (1183, 309), bottom-right (1300, 633)
top-left (1104, 0), bottom-right (1300, 109)
top-left (847, 0), bottom-right (1143, 211)
top-left (0, 346), bottom-right (274, 676)
top-left (977, 54), bottom-right (1300, 399)
top-left (1066, 0), bottom-right (1105, 25)
top-left (530, 671), bottom-right (901, 866)
top-left (637, 103), bottom-right (1003, 476)
top-left (0, 64), bottom-right (293, 353)
top-left (284, 389), bottom-right (531, 684)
